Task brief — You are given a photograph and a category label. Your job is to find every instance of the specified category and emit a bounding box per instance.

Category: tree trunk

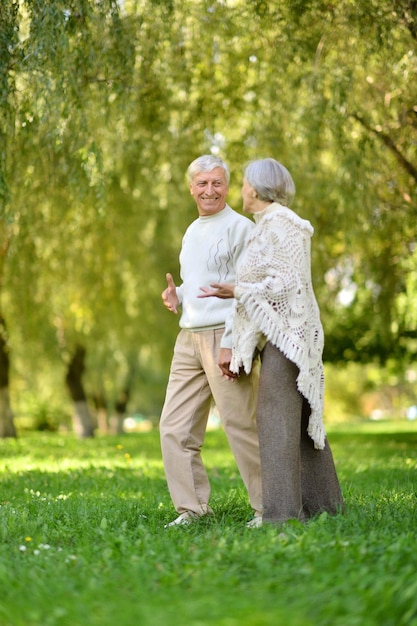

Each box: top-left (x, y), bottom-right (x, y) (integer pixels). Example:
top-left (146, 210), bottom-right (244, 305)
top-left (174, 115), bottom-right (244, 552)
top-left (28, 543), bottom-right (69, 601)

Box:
top-left (65, 345), bottom-right (95, 438)
top-left (110, 387), bottom-right (130, 435)
top-left (0, 316), bottom-right (16, 438)
top-left (92, 392), bottom-right (108, 433)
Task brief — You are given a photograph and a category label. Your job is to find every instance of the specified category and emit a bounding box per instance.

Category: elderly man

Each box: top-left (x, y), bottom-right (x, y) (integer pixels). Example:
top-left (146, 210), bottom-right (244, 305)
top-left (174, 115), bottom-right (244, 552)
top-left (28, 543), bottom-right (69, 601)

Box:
top-left (160, 154), bottom-right (262, 527)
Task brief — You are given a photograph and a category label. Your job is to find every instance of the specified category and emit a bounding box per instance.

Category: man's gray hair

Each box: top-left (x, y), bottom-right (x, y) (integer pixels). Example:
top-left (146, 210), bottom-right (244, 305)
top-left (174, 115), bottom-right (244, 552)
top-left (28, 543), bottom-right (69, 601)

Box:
top-left (245, 158), bottom-right (295, 206)
top-left (187, 155), bottom-right (230, 184)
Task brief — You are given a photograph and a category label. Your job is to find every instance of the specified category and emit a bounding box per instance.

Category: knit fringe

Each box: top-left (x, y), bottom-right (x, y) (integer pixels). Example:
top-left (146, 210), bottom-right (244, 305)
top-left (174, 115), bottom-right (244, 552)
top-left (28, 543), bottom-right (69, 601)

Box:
top-left (237, 294), bottom-right (326, 450)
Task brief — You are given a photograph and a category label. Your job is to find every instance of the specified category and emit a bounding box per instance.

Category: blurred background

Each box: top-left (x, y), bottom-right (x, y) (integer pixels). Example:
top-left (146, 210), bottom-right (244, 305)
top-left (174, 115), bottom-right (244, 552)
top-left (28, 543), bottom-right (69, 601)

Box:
top-left (0, 0), bottom-right (416, 437)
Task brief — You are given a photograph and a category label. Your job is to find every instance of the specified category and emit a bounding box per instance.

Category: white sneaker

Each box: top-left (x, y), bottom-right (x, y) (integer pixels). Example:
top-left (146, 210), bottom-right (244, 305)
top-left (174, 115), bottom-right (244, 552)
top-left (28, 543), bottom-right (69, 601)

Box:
top-left (246, 515), bottom-right (263, 528)
top-left (164, 511), bottom-right (199, 528)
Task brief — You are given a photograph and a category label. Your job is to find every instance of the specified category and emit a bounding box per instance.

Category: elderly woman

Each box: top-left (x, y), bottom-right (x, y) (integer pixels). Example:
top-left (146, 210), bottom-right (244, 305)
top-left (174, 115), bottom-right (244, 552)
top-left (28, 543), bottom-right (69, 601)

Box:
top-left (200, 158), bottom-right (344, 526)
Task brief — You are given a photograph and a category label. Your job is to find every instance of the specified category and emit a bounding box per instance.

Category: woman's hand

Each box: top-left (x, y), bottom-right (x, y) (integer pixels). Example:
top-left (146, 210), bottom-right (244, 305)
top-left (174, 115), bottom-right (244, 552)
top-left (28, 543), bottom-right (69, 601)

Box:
top-left (217, 347), bottom-right (239, 381)
top-left (198, 283), bottom-right (235, 299)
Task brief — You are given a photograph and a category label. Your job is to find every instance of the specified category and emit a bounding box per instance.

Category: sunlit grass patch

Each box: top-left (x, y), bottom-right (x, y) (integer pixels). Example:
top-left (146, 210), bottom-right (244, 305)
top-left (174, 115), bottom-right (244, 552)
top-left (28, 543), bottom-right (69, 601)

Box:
top-left (0, 424), bottom-right (416, 626)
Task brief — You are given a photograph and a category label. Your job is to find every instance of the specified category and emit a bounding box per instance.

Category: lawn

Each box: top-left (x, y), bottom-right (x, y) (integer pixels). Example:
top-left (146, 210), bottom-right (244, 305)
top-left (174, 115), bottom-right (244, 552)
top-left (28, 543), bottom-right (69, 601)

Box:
top-left (0, 421), bottom-right (416, 626)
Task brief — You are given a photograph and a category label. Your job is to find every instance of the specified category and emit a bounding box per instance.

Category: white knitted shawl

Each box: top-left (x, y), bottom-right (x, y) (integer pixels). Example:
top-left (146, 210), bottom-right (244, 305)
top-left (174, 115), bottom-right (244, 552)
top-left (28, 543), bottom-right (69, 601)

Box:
top-left (230, 203), bottom-right (326, 449)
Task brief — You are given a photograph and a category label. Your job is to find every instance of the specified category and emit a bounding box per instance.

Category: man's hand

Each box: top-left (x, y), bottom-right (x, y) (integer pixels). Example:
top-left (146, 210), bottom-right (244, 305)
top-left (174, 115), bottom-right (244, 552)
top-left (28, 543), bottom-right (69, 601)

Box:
top-left (199, 283), bottom-right (235, 299)
top-left (218, 347), bottom-right (239, 381)
top-left (162, 273), bottom-right (180, 314)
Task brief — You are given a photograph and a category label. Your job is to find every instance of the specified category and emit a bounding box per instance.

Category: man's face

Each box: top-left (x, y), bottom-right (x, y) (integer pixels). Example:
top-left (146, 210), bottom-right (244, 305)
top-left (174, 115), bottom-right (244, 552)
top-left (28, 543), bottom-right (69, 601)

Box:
top-left (190, 167), bottom-right (229, 216)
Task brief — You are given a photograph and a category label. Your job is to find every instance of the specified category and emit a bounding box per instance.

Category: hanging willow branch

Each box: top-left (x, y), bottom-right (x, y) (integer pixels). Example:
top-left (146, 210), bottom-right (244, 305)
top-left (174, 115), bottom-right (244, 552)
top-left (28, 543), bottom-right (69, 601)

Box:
top-left (351, 112), bottom-right (417, 184)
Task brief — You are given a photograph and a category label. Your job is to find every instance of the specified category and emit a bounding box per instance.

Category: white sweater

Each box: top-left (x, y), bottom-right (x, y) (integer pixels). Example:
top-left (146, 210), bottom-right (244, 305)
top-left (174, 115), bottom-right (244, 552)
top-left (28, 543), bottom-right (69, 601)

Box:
top-left (176, 204), bottom-right (254, 347)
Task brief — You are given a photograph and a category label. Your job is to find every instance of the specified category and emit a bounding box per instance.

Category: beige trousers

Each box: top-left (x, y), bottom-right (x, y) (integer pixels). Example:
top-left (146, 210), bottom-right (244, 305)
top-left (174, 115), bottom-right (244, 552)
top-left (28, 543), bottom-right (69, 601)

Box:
top-left (159, 328), bottom-right (262, 517)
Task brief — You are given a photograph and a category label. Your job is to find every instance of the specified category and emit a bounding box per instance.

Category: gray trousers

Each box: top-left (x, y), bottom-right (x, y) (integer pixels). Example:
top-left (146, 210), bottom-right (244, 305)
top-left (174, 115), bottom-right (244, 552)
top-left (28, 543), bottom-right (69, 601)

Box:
top-left (257, 342), bottom-right (344, 524)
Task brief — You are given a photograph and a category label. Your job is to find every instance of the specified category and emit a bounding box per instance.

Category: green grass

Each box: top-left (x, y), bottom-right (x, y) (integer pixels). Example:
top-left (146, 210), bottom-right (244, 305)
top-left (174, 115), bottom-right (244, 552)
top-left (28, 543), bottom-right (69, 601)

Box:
top-left (1, 422), bottom-right (417, 626)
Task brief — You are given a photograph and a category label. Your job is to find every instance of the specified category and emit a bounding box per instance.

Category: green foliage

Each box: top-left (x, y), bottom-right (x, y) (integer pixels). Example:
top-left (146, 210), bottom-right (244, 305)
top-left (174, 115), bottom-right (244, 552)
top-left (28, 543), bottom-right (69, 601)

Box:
top-left (324, 361), bottom-right (417, 422)
top-left (0, 0), bottom-right (416, 424)
top-left (16, 393), bottom-right (71, 431)
top-left (0, 425), bottom-right (417, 625)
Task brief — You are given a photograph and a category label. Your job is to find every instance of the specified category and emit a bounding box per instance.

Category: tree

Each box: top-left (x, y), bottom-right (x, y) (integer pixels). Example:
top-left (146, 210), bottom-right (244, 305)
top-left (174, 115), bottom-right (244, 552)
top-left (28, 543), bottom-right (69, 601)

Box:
top-left (0, 0), bottom-right (416, 436)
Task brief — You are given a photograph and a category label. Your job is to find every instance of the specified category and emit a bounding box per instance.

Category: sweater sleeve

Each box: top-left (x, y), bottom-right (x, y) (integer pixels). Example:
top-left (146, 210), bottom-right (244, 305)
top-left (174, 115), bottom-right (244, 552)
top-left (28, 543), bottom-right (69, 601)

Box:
top-left (219, 219), bottom-right (254, 349)
top-left (176, 284), bottom-right (184, 304)
top-left (220, 308), bottom-right (235, 348)
top-left (220, 285), bottom-right (248, 348)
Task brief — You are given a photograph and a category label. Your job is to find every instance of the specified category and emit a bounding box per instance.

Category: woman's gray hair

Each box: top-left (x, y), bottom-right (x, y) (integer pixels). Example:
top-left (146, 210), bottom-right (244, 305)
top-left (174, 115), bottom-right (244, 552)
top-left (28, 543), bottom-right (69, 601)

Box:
top-left (187, 155), bottom-right (230, 184)
top-left (244, 158), bottom-right (295, 206)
